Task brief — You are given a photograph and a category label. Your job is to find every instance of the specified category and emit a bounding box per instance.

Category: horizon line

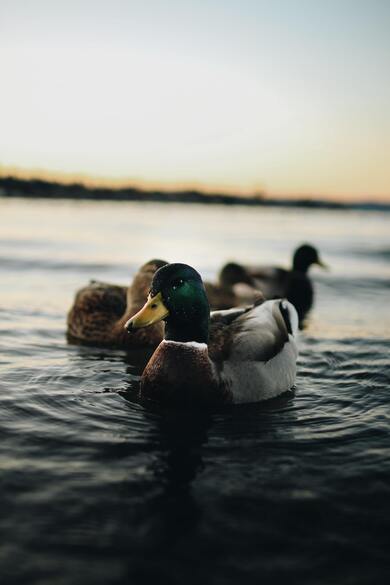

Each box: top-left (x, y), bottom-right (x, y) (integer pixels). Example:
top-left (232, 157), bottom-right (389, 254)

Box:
top-left (1, 165), bottom-right (389, 204)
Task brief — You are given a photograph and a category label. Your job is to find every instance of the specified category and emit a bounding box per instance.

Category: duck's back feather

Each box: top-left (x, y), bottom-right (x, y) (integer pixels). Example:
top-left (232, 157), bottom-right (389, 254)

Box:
top-left (211, 300), bottom-right (298, 403)
top-left (67, 283), bottom-right (128, 344)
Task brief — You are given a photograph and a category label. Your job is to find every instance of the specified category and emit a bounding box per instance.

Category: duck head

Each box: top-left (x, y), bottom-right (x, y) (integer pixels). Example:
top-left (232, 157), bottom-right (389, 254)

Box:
top-left (125, 263), bottom-right (210, 344)
top-left (126, 258), bottom-right (168, 307)
top-left (292, 244), bottom-right (328, 273)
top-left (219, 262), bottom-right (256, 287)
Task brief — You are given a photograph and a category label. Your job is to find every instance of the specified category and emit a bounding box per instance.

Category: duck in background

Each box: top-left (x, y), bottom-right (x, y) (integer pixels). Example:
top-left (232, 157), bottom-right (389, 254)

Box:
top-left (204, 262), bottom-right (264, 310)
top-left (125, 263), bottom-right (298, 404)
top-left (67, 259), bottom-right (167, 348)
top-left (219, 244), bottom-right (328, 327)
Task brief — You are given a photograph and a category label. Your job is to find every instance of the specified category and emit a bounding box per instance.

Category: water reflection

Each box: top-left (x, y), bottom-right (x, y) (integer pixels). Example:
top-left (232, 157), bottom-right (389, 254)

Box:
top-left (118, 393), bottom-right (213, 582)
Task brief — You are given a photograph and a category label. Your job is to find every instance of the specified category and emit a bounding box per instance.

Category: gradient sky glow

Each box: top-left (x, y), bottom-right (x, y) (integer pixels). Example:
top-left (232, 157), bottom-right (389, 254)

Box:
top-left (1, 0), bottom-right (390, 200)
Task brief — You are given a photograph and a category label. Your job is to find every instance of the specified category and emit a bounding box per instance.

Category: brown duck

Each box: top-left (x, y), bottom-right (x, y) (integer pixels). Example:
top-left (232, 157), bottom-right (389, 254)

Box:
top-left (204, 262), bottom-right (264, 310)
top-left (67, 259), bottom-right (167, 348)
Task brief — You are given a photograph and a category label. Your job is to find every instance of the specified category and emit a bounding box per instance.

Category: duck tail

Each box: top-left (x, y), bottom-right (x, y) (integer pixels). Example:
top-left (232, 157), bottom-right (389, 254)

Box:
top-left (279, 300), bottom-right (299, 337)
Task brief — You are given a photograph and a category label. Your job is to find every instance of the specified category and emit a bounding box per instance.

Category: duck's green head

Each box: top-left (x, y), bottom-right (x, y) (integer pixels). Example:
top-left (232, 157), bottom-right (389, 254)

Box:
top-left (125, 263), bottom-right (210, 343)
top-left (293, 244), bottom-right (328, 273)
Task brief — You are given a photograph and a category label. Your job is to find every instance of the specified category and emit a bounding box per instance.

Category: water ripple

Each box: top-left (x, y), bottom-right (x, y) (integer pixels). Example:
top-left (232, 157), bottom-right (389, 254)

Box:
top-left (1, 202), bottom-right (390, 585)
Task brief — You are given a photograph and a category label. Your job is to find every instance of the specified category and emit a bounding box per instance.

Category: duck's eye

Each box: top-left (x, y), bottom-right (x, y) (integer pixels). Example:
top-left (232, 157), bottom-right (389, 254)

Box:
top-left (172, 278), bottom-right (184, 290)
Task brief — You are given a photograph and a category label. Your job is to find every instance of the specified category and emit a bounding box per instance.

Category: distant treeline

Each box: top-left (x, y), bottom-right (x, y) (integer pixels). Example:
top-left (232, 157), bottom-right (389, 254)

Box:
top-left (0, 176), bottom-right (388, 211)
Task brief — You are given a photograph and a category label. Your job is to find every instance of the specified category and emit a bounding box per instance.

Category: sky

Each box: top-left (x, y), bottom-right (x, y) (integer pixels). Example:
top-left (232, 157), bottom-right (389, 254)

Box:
top-left (1, 0), bottom-right (390, 201)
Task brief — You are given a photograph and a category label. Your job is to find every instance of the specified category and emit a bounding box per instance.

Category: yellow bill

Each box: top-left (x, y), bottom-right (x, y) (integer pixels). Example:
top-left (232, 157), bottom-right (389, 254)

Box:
top-left (125, 292), bottom-right (169, 331)
top-left (316, 258), bottom-right (329, 270)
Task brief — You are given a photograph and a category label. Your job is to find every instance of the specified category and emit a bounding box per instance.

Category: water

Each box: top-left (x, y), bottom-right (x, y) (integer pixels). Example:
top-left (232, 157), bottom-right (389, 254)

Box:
top-left (1, 197), bottom-right (389, 585)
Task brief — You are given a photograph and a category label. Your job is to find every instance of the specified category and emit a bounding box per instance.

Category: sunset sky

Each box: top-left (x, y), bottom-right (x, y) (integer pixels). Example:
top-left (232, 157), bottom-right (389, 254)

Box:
top-left (1, 0), bottom-right (390, 201)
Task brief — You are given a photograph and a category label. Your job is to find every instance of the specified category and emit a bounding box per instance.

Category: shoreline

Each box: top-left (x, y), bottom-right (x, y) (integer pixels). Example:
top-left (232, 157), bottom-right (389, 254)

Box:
top-left (0, 176), bottom-right (389, 212)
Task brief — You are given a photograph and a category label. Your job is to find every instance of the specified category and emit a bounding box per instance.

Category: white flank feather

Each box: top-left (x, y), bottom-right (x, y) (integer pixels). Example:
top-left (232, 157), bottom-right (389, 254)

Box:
top-left (219, 300), bottom-right (299, 403)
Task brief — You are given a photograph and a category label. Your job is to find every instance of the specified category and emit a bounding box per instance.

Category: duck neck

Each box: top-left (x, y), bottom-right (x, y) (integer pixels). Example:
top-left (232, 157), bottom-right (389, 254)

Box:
top-left (164, 315), bottom-right (209, 344)
top-left (292, 257), bottom-right (310, 273)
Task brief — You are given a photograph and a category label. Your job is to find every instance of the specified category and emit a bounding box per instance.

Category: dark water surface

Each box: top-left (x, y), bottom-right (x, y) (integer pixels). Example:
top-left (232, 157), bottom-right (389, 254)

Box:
top-left (1, 198), bottom-right (390, 584)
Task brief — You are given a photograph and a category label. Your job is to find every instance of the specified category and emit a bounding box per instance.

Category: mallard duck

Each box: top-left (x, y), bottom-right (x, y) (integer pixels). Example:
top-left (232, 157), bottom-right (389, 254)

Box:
top-left (204, 262), bottom-right (264, 310)
top-left (66, 259), bottom-right (167, 347)
top-left (220, 244), bottom-right (328, 326)
top-left (125, 263), bottom-right (298, 404)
